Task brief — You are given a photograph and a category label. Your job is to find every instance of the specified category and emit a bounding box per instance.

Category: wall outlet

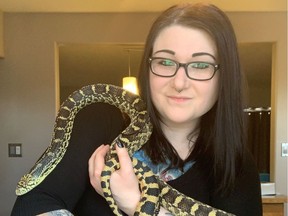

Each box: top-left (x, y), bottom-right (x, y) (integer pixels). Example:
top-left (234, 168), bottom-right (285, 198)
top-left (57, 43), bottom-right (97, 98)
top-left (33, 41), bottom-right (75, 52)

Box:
top-left (281, 143), bottom-right (288, 157)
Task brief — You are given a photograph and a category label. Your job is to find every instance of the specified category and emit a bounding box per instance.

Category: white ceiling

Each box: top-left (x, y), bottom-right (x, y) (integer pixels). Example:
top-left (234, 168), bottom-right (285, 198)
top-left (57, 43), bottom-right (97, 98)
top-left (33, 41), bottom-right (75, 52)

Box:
top-left (0, 0), bottom-right (287, 13)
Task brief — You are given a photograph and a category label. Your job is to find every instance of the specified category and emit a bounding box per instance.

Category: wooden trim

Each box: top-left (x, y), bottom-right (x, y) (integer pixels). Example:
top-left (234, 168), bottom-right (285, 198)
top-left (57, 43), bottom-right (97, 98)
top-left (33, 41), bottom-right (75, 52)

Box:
top-left (262, 195), bottom-right (288, 204)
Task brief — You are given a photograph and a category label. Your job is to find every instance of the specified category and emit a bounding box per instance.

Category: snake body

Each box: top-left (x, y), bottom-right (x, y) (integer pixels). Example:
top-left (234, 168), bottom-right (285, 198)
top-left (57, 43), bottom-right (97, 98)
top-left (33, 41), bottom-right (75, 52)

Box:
top-left (16, 83), bottom-right (234, 216)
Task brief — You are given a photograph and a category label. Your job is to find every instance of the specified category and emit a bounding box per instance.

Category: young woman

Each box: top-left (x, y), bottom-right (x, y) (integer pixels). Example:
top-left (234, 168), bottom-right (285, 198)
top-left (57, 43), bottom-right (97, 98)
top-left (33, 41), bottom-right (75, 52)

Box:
top-left (12, 3), bottom-right (262, 216)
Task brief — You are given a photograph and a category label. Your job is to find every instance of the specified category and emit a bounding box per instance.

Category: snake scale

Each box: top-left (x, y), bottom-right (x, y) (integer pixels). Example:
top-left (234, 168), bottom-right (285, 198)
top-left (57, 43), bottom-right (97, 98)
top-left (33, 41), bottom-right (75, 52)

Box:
top-left (15, 83), bottom-right (235, 216)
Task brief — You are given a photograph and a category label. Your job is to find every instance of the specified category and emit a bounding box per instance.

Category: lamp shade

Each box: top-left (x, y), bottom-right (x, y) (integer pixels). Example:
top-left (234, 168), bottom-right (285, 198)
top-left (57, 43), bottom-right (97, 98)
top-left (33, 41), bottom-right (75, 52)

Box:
top-left (122, 76), bottom-right (138, 95)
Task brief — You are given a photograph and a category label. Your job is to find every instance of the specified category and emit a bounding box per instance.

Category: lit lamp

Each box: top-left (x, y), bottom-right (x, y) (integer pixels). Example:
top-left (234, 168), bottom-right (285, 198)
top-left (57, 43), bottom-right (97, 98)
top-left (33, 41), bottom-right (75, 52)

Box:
top-left (123, 77), bottom-right (138, 95)
top-left (122, 50), bottom-right (139, 95)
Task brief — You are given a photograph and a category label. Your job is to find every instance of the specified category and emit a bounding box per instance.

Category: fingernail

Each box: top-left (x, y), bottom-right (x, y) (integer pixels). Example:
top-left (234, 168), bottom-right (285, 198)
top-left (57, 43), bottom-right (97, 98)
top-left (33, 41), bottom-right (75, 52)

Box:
top-left (116, 140), bottom-right (125, 148)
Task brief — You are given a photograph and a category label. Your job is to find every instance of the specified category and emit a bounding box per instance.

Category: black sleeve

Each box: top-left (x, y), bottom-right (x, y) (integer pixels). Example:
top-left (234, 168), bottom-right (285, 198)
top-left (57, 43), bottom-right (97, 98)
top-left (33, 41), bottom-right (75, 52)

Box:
top-left (210, 150), bottom-right (263, 216)
top-left (11, 103), bottom-right (125, 216)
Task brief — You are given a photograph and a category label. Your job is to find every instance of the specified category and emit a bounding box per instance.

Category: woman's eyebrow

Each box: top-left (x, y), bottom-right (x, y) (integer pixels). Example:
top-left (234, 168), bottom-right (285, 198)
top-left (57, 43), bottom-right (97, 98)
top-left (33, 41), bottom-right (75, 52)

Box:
top-left (153, 49), bottom-right (175, 55)
top-left (192, 52), bottom-right (216, 60)
top-left (153, 50), bottom-right (216, 60)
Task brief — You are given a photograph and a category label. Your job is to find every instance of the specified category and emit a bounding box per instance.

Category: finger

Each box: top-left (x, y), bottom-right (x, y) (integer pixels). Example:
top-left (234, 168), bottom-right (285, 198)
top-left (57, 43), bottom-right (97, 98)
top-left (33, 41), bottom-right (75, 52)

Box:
top-left (88, 144), bottom-right (109, 188)
top-left (115, 142), bottom-right (134, 174)
top-left (88, 144), bottom-right (104, 177)
top-left (94, 144), bottom-right (110, 174)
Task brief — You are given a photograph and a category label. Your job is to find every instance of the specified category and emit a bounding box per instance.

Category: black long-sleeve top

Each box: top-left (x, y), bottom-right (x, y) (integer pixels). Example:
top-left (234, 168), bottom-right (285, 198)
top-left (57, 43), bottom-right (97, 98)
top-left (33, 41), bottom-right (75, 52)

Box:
top-left (11, 103), bottom-right (262, 216)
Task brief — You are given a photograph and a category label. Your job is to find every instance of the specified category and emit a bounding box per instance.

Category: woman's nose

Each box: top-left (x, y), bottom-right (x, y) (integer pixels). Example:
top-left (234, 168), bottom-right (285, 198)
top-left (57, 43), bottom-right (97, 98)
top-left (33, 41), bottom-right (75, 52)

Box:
top-left (172, 66), bottom-right (188, 91)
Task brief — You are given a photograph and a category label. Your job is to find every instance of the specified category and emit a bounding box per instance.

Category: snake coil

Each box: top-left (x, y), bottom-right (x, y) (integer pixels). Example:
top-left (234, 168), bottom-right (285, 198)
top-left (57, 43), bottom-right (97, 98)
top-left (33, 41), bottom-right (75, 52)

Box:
top-left (16, 84), bottom-right (234, 216)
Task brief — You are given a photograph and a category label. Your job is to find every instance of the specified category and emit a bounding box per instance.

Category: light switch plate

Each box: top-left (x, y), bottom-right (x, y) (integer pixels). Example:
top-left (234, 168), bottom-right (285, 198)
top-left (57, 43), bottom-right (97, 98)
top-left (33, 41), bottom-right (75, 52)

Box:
top-left (8, 143), bottom-right (22, 157)
top-left (281, 143), bottom-right (288, 157)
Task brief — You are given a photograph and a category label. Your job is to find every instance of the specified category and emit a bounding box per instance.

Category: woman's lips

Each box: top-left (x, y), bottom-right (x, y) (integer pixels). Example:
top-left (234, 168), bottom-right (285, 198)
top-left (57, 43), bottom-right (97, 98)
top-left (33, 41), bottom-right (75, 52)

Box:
top-left (168, 95), bottom-right (191, 103)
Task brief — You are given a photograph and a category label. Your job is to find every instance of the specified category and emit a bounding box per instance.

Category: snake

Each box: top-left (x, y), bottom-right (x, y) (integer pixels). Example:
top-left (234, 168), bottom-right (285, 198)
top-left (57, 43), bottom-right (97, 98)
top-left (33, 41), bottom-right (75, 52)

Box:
top-left (15, 83), bottom-right (235, 216)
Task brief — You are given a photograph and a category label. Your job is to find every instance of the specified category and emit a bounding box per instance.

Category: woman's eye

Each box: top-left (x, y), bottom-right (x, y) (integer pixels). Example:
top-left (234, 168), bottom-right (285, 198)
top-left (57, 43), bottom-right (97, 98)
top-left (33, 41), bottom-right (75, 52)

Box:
top-left (160, 59), bottom-right (175, 66)
top-left (190, 62), bottom-right (210, 69)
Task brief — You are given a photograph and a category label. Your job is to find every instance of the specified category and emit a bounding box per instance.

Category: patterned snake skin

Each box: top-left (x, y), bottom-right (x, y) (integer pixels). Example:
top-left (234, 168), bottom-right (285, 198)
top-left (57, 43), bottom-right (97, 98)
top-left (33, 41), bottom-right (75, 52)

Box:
top-left (15, 84), bottom-right (234, 216)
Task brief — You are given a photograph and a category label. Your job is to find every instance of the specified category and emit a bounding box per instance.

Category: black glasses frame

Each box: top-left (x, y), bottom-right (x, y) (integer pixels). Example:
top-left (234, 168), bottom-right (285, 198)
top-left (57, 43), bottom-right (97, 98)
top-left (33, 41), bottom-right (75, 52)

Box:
top-left (149, 57), bottom-right (220, 81)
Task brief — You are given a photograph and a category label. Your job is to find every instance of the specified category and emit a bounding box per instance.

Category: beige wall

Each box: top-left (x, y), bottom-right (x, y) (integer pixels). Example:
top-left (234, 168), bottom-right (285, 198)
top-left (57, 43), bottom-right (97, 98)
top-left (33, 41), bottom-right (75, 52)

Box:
top-left (0, 10), bottom-right (3, 57)
top-left (0, 11), bottom-right (286, 215)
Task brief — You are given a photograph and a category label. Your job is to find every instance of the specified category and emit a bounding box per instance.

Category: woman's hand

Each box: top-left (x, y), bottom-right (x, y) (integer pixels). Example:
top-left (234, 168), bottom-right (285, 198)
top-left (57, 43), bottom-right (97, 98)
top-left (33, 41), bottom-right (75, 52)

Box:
top-left (88, 144), bottom-right (109, 197)
top-left (88, 144), bottom-right (141, 216)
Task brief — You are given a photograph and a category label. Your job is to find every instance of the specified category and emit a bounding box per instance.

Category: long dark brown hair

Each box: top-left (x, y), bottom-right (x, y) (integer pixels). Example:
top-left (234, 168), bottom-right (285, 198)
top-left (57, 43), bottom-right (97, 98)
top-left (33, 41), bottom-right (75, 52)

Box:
top-left (138, 3), bottom-right (246, 195)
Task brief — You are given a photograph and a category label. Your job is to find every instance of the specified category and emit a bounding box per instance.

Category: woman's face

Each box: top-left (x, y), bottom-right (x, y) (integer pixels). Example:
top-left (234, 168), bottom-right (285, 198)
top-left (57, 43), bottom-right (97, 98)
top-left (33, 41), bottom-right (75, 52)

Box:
top-left (149, 25), bottom-right (219, 128)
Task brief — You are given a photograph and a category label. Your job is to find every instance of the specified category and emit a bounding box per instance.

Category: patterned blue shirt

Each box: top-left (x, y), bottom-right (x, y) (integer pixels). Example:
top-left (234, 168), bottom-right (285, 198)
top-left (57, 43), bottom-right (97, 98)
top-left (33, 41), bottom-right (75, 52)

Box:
top-left (133, 150), bottom-right (194, 182)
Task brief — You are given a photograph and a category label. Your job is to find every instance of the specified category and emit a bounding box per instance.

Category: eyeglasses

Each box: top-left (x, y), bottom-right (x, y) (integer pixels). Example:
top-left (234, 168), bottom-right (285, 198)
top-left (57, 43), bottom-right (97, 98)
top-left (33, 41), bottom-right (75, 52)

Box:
top-left (149, 57), bottom-right (220, 81)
